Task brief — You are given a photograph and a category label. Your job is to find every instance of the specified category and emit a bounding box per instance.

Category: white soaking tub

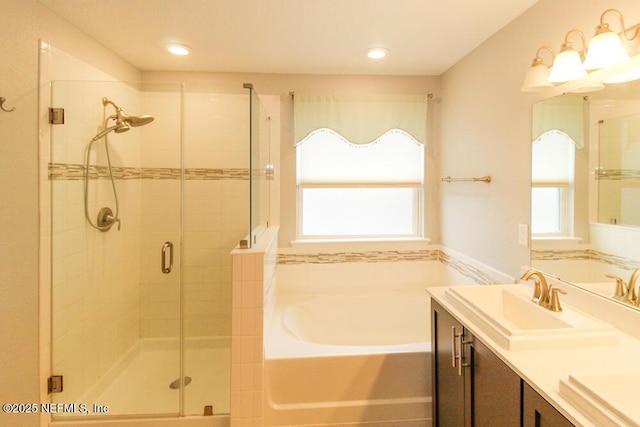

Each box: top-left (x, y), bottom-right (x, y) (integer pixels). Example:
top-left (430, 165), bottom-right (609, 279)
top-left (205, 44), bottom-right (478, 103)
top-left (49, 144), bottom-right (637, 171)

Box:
top-left (265, 291), bottom-right (432, 427)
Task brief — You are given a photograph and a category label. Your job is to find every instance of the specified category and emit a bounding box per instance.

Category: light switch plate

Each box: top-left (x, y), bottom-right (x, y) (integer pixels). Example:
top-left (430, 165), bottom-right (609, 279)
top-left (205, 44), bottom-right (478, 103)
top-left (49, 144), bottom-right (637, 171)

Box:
top-left (518, 223), bottom-right (530, 247)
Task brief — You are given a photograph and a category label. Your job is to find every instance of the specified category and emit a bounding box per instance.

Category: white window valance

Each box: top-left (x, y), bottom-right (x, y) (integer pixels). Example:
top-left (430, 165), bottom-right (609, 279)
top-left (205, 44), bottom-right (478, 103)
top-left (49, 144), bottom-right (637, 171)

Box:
top-left (532, 130), bottom-right (575, 185)
top-left (294, 93), bottom-right (427, 145)
top-left (297, 128), bottom-right (424, 184)
top-left (532, 96), bottom-right (584, 149)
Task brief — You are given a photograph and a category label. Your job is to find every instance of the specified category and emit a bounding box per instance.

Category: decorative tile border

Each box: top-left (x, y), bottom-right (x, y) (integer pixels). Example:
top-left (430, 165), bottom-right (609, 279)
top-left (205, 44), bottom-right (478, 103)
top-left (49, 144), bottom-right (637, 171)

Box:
top-left (277, 249), bottom-right (440, 265)
top-left (439, 251), bottom-right (502, 286)
top-left (277, 248), bottom-right (509, 285)
top-left (532, 249), bottom-right (640, 271)
top-left (49, 162), bottom-right (249, 180)
top-left (595, 169), bottom-right (640, 180)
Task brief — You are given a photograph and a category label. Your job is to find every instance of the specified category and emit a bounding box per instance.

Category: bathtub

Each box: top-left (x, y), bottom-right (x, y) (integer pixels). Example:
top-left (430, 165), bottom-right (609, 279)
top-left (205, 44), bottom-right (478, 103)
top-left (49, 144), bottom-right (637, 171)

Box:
top-left (265, 291), bottom-right (432, 426)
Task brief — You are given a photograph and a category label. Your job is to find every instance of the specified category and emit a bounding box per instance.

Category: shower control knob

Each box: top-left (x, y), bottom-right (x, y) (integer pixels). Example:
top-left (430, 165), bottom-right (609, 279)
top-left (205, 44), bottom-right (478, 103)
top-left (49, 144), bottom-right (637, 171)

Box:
top-left (97, 207), bottom-right (120, 231)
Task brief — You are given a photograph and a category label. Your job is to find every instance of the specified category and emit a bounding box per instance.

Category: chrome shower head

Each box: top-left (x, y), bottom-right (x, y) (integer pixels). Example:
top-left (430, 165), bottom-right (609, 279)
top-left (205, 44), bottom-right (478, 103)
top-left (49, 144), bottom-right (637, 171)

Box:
top-left (102, 97), bottom-right (154, 128)
top-left (118, 110), bottom-right (154, 127)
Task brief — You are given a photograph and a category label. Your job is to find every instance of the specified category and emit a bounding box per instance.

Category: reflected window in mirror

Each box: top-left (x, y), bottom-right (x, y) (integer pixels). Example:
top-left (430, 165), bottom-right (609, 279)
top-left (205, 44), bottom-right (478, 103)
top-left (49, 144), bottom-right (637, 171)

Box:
top-left (531, 130), bottom-right (577, 237)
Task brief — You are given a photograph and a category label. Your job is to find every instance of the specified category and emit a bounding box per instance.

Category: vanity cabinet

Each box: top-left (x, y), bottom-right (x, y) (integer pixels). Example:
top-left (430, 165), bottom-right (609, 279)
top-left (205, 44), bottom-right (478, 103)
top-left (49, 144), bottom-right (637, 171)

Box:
top-left (432, 299), bottom-right (521, 426)
top-left (523, 382), bottom-right (573, 427)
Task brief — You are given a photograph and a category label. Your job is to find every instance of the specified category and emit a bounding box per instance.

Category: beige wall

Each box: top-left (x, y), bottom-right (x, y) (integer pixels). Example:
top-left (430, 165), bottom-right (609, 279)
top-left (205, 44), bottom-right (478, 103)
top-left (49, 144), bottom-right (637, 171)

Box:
top-left (439, 0), bottom-right (640, 278)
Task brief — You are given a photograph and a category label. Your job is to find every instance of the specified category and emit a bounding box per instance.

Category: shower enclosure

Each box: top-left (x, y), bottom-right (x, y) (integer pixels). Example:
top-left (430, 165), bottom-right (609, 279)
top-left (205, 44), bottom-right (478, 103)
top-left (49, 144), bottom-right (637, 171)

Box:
top-left (47, 80), bottom-right (271, 419)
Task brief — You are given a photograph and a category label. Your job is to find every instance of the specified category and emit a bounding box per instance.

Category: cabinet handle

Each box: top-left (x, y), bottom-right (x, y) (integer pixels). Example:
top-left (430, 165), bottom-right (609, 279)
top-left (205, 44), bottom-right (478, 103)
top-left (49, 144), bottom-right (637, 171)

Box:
top-left (452, 326), bottom-right (470, 376)
top-left (161, 241), bottom-right (174, 274)
top-left (452, 326), bottom-right (464, 375)
top-left (456, 330), bottom-right (463, 376)
top-left (451, 326), bottom-right (458, 368)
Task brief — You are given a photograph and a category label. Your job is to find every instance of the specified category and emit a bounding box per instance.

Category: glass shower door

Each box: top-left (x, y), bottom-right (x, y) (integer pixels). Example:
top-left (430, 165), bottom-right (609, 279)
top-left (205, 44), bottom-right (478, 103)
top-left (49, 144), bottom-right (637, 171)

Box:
top-left (180, 82), bottom-right (250, 415)
top-left (49, 80), bottom-right (182, 418)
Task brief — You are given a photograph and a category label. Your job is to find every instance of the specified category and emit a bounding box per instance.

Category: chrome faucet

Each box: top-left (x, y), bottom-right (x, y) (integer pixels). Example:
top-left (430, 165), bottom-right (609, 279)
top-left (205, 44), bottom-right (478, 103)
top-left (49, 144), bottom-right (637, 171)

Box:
top-left (520, 269), bottom-right (549, 307)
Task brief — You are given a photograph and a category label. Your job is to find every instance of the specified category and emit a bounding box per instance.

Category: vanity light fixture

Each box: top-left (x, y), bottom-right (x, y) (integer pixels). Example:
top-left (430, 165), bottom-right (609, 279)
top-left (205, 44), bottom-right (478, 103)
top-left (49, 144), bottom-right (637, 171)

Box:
top-left (521, 46), bottom-right (555, 92)
top-left (521, 8), bottom-right (640, 92)
top-left (367, 48), bottom-right (387, 60)
top-left (167, 43), bottom-right (191, 56)
top-left (548, 30), bottom-right (587, 83)
top-left (583, 9), bottom-right (637, 70)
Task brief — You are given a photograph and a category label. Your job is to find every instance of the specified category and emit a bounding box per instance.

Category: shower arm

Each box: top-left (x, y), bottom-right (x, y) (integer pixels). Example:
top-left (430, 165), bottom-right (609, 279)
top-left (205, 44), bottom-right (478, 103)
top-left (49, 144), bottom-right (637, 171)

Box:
top-left (102, 97), bottom-right (122, 114)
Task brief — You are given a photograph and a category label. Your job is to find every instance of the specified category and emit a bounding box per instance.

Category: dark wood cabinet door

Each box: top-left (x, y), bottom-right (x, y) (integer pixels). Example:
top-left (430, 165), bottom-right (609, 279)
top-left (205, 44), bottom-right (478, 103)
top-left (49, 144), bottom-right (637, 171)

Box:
top-left (432, 300), bottom-right (465, 427)
top-left (523, 382), bottom-right (574, 427)
top-left (468, 335), bottom-right (521, 427)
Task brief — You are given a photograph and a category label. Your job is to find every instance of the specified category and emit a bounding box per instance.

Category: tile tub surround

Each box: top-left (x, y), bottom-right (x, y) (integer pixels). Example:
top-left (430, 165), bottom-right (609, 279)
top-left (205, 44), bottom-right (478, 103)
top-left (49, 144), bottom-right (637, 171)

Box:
top-left (277, 246), bottom-right (515, 287)
top-left (230, 227), bottom-right (279, 427)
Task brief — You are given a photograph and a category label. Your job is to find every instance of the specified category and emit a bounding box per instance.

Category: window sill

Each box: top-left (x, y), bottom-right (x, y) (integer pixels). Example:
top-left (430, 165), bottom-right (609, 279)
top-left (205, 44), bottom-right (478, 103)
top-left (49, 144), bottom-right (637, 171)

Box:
top-left (531, 236), bottom-right (583, 250)
top-left (531, 236), bottom-right (582, 243)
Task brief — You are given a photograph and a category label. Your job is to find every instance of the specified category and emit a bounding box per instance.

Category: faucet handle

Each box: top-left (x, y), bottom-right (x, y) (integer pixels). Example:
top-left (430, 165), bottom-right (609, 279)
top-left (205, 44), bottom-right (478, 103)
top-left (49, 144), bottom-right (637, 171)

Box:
top-left (548, 287), bottom-right (567, 312)
top-left (605, 274), bottom-right (627, 299)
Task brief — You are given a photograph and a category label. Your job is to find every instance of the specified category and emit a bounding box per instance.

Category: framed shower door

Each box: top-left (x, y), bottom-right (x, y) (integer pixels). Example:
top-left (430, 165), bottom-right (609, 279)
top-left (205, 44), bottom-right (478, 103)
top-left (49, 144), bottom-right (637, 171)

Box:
top-left (49, 80), bottom-right (183, 418)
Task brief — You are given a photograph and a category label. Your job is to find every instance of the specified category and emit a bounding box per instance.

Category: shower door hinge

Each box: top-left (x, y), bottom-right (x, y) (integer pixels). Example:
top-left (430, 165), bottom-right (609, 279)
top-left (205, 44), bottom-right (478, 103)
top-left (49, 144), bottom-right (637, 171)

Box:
top-left (49, 108), bottom-right (65, 124)
top-left (48, 375), bottom-right (63, 394)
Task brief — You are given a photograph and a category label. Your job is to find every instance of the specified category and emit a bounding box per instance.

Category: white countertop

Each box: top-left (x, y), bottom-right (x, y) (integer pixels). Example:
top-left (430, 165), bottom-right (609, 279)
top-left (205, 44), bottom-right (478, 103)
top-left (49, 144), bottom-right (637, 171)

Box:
top-left (427, 283), bottom-right (640, 427)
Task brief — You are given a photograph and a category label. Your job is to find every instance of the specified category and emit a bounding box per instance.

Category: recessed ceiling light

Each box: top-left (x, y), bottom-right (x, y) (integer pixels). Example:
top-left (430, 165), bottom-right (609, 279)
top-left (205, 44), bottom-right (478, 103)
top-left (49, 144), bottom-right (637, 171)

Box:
top-left (367, 48), bottom-right (387, 60)
top-left (167, 44), bottom-right (191, 56)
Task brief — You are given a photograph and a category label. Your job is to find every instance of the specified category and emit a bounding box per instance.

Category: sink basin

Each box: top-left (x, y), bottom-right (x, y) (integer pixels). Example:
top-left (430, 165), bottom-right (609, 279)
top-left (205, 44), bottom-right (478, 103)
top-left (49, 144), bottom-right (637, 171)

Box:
top-left (444, 285), bottom-right (618, 350)
top-left (559, 371), bottom-right (640, 426)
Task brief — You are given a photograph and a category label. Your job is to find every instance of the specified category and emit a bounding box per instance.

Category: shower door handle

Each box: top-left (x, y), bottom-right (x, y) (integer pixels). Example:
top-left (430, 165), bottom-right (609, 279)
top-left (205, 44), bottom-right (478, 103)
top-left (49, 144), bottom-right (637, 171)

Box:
top-left (161, 241), bottom-right (174, 274)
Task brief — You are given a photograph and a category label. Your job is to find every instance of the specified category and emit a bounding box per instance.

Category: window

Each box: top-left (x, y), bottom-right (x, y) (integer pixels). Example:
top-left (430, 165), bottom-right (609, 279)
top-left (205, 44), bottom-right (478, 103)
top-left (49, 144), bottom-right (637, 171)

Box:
top-left (296, 128), bottom-right (424, 239)
top-left (531, 130), bottom-right (576, 237)
top-left (293, 93), bottom-right (427, 241)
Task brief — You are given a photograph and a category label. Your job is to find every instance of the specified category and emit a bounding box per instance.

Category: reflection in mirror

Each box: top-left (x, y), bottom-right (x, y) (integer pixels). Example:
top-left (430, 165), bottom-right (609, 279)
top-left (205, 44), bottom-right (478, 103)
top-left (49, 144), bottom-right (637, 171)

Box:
top-left (597, 112), bottom-right (640, 226)
top-left (530, 80), bottom-right (640, 310)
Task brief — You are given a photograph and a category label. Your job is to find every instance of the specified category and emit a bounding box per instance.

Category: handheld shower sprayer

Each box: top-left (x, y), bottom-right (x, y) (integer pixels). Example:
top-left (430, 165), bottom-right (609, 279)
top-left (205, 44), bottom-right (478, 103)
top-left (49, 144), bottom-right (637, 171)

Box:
top-left (84, 97), bottom-right (155, 232)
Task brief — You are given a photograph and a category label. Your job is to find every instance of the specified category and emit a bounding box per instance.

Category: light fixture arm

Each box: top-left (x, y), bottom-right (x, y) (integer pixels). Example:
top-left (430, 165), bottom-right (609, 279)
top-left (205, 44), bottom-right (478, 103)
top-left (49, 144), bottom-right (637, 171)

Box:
top-left (532, 45), bottom-right (555, 66)
top-left (598, 8), bottom-right (640, 42)
top-left (562, 29), bottom-right (587, 59)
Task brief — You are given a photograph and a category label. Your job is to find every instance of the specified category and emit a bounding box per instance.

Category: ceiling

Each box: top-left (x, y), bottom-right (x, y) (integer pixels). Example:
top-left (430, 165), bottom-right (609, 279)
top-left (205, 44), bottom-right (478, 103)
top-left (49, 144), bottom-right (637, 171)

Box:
top-left (38, 0), bottom-right (538, 76)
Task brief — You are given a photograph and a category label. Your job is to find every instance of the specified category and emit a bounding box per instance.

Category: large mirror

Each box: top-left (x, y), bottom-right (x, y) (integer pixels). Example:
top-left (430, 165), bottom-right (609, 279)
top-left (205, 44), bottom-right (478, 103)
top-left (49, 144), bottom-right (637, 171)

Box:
top-left (530, 79), bottom-right (640, 309)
